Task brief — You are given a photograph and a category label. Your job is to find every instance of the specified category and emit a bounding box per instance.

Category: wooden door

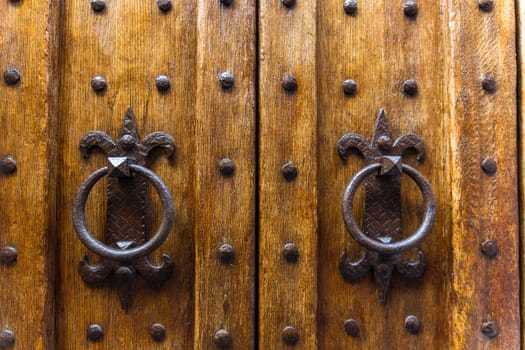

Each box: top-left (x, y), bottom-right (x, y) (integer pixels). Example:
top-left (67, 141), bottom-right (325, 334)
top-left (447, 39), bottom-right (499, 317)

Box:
top-left (0, 0), bottom-right (521, 349)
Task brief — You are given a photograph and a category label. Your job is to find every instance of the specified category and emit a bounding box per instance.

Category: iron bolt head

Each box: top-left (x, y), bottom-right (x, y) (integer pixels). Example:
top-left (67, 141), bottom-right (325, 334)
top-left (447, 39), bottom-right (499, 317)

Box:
top-left (404, 315), bottom-right (421, 334)
top-left (90, 0), bottom-right (106, 12)
top-left (218, 158), bottom-right (236, 176)
top-left (342, 79), bottom-right (357, 96)
top-left (0, 157), bottom-right (17, 174)
top-left (0, 246), bottom-right (17, 265)
top-left (481, 75), bottom-right (497, 93)
top-left (91, 76), bottom-right (107, 92)
top-left (281, 0), bottom-right (296, 8)
top-left (150, 323), bottom-right (166, 342)
top-left (343, 0), bottom-right (358, 15)
top-left (87, 324), bottom-right (103, 342)
top-left (478, 0), bottom-right (493, 12)
top-left (220, 0), bottom-right (233, 6)
top-left (283, 243), bottom-right (299, 263)
top-left (218, 244), bottom-right (235, 265)
top-left (481, 158), bottom-right (497, 175)
top-left (343, 319), bottom-right (359, 337)
top-left (281, 162), bottom-right (298, 181)
top-left (377, 135), bottom-right (392, 152)
top-left (218, 72), bottom-right (234, 89)
top-left (401, 79), bottom-right (418, 96)
top-left (403, 1), bottom-right (418, 17)
top-left (282, 75), bottom-right (298, 92)
top-left (282, 325), bottom-right (299, 345)
top-left (119, 134), bottom-right (136, 150)
top-left (481, 321), bottom-right (499, 339)
top-left (213, 329), bottom-right (232, 348)
top-left (3, 68), bottom-right (20, 86)
top-left (0, 330), bottom-right (15, 348)
top-left (157, 0), bottom-right (172, 12)
top-left (155, 75), bottom-right (171, 92)
top-left (480, 240), bottom-right (499, 257)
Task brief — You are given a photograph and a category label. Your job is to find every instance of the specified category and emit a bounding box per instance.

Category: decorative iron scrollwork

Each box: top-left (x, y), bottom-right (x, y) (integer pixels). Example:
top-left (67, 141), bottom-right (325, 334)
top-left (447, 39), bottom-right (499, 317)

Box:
top-left (72, 107), bottom-right (175, 310)
top-left (337, 109), bottom-right (436, 304)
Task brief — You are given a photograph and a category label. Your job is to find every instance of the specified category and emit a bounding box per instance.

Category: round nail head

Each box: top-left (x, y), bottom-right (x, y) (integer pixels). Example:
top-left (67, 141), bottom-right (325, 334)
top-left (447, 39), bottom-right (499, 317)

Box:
top-left (404, 315), bottom-right (421, 334)
top-left (3, 68), bottom-right (20, 86)
top-left (155, 75), bottom-right (171, 92)
top-left (481, 321), bottom-right (499, 339)
top-left (342, 79), bottom-right (357, 96)
top-left (282, 0), bottom-right (296, 7)
top-left (0, 157), bottom-right (17, 174)
top-left (403, 1), bottom-right (418, 17)
top-left (119, 134), bottom-right (136, 150)
top-left (377, 135), bottom-right (392, 152)
top-left (282, 326), bottom-right (299, 345)
top-left (343, 319), bottom-right (359, 337)
top-left (283, 243), bottom-right (299, 263)
top-left (157, 0), bottom-right (172, 12)
top-left (343, 0), bottom-right (358, 15)
top-left (481, 75), bottom-right (497, 93)
top-left (220, 0), bottom-right (233, 5)
top-left (218, 244), bottom-right (235, 265)
top-left (0, 330), bottom-right (15, 348)
top-left (480, 240), bottom-right (499, 257)
top-left (402, 79), bottom-right (418, 96)
top-left (282, 75), bottom-right (298, 92)
top-left (91, 76), bottom-right (107, 92)
top-left (87, 324), bottom-right (103, 342)
top-left (213, 329), bottom-right (232, 348)
top-left (150, 323), bottom-right (166, 342)
top-left (0, 246), bottom-right (17, 265)
top-left (218, 158), bottom-right (236, 176)
top-left (481, 158), bottom-right (497, 175)
top-left (478, 0), bottom-right (493, 12)
top-left (218, 72), bottom-right (234, 89)
top-left (281, 162), bottom-right (298, 181)
top-left (91, 0), bottom-right (106, 12)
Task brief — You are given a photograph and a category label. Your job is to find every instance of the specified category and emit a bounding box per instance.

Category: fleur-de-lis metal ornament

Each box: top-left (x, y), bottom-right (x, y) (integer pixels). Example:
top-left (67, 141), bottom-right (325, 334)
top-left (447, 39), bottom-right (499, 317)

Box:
top-left (73, 107), bottom-right (175, 310)
top-left (337, 109), bottom-right (436, 304)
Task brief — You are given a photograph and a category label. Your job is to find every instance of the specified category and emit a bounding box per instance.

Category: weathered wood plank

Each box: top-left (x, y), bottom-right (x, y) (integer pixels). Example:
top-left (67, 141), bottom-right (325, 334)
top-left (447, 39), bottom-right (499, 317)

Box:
top-left (193, 0), bottom-right (257, 348)
top-left (57, 1), bottom-right (197, 348)
top-left (258, 1), bottom-right (318, 348)
top-left (0, 0), bottom-right (59, 348)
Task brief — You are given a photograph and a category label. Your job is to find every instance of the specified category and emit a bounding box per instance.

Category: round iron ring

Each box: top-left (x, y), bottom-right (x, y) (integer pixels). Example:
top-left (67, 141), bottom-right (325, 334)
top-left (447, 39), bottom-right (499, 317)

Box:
top-left (72, 164), bottom-right (174, 262)
top-left (342, 162), bottom-right (436, 255)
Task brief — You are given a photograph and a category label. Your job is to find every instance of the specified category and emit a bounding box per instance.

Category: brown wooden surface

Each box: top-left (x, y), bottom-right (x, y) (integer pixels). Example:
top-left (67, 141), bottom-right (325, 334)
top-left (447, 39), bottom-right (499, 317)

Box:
top-left (0, 1), bottom-right (59, 349)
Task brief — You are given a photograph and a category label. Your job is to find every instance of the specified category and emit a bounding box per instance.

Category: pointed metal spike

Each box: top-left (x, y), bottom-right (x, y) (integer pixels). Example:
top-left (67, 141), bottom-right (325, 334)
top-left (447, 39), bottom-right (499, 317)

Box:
top-left (119, 107), bottom-right (139, 140)
top-left (371, 108), bottom-right (392, 144)
top-left (374, 263), bottom-right (393, 304)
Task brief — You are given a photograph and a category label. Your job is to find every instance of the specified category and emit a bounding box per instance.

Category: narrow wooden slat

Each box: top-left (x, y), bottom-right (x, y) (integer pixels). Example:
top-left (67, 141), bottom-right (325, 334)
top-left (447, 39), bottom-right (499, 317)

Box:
top-left (258, 1), bottom-right (318, 348)
top-left (193, 0), bottom-right (256, 348)
top-left (57, 1), bottom-right (197, 348)
top-left (520, 1), bottom-right (525, 348)
top-left (0, 0), bottom-right (59, 348)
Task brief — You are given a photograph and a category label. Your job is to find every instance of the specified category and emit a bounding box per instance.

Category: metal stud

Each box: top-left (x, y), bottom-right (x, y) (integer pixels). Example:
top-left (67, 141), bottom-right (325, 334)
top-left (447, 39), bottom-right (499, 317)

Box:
top-left (343, 319), bottom-right (359, 337)
top-left (343, 0), bottom-right (358, 15)
top-left (342, 79), bottom-right (357, 96)
top-left (218, 158), bottom-right (236, 176)
top-left (220, 0), bottom-right (233, 6)
top-left (218, 244), bottom-right (235, 265)
top-left (377, 135), bottom-right (392, 152)
top-left (282, 243), bottom-right (299, 263)
top-left (218, 72), bottom-right (234, 89)
top-left (150, 323), bottom-right (166, 342)
top-left (155, 75), bottom-right (171, 92)
top-left (282, 325), bottom-right (299, 346)
top-left (0, 157), bottom-right (17, 174)
top-left (0, 246), bottom-right (17, 265)
top-left (403, 1), bottom-right (418, 17)
top-left (282, 75), bottom-right (298, 92)
top-left (404, 315), bottom-right (421, 334)
top-left (91, 76), bottom-right (107, 92)
top-left (3, 69), bottom-right (20, 86)
top-left (480, 240), bottom-right (499, 257)
top-left (281, 162), bottom-right (298, 181)
top-left (87, 324), bottom-right (103, 342)
top-left (90, 0), bottom-right (106, 12)
top-left (401, 79), bottom-right (418, 96)
top-left (481, 75), bottom-right (497, 93)
top-left (481, 158), bottom-right (497, 175)
top-left (157, 0), bottom-right (172, 12)
top-left (478, 0), bottom-right (493, 12)
top-left (481, 321), bottom-right (499, 339)
top-left (8, 0), bottom-right (21, 4)
top-left (281, 0), bottom-right (296, 8)
top-left (213, 329), bottom-right (232, 348)
top-left (0, 330), bottom-right (15, 348)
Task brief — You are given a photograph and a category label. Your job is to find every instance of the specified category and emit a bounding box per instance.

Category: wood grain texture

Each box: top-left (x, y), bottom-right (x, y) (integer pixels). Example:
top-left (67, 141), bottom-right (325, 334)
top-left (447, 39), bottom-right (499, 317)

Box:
top-left (57, 1), bottom-right (197, 348)
top-left (519, 1), bottom-right (525, 348)
top-left (258, 1), bottom-right (318, 349)
top-left (193, 0), bottom-right (256, 349)
top-left (0, 1), bottom-right (59, 349)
